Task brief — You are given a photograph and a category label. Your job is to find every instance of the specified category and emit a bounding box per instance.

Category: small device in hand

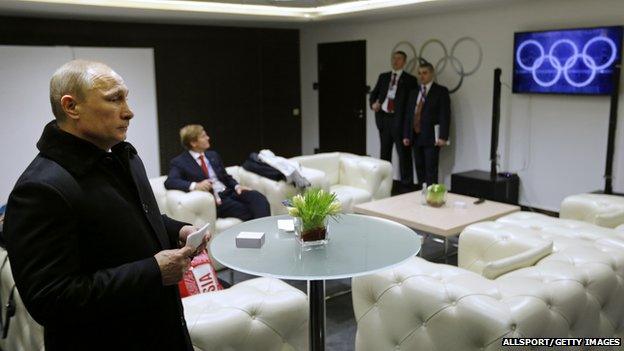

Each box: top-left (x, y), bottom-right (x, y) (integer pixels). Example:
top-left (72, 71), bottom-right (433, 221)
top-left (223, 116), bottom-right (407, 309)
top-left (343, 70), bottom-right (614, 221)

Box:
top-left (473, 198), bottom-right (486, 205)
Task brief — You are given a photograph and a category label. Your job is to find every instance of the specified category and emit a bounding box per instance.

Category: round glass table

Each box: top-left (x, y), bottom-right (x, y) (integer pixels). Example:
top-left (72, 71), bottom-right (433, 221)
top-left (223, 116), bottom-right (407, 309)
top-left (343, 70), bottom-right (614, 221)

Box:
top-left (210, 214), bottom-right (421, 351)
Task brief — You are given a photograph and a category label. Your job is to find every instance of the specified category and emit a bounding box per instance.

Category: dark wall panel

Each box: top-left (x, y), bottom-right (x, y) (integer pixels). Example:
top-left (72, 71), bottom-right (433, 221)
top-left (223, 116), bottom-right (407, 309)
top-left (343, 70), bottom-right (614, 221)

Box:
top-left (0, 16), bottom-right (301, 173)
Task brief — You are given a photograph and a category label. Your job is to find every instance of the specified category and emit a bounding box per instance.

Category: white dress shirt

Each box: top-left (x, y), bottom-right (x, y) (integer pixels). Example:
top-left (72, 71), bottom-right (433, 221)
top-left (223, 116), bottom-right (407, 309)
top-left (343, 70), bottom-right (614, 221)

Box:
top-left (188, 150), bottom-right (227, 194)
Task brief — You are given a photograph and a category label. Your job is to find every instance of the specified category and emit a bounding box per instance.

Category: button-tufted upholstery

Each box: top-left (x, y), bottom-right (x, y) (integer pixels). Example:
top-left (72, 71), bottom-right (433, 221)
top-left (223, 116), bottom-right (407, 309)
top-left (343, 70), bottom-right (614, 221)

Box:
top-left (183, 277), bottom-right (308, 351)
top-left (236, 152), bottom-right (392, 214)
top-left (291, 153), bottom-right (393, 213)
top-left (0, 249), bottom-right (44, 351)
top-left (1, 246), bottom-right (309, 351)
top-left (149, 166), bottom-right (243, 270)
top-left (237, 166), bottom-right (329, 215)
top-left (352, 212), bottom-right (624, 351)
top-left (560, 193), bottom-right (624, 228)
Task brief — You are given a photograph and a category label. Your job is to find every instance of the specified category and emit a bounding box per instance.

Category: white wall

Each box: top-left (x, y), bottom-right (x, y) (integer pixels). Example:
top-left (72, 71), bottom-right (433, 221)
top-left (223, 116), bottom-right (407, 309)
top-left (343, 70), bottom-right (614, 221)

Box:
top-left (0, 46), bottom-right (159, 204)
top-left (300, 0), bottom-right (624, 211)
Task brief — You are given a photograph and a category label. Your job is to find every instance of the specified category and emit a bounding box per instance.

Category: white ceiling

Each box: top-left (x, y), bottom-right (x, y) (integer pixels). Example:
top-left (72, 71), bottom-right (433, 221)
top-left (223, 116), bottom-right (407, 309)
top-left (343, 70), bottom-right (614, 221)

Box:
top-left (0, 0), bottom-right (518, 27)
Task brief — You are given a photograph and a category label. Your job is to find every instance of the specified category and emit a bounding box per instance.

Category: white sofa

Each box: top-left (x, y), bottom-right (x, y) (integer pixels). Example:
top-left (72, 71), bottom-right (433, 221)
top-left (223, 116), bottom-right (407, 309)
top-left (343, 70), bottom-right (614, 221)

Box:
top-left (237, 166), bottom-right (329, 215)
top-left (560, 193), bottom-right (624, 228)
top-left (149, 166), bottom-right (244, 233)
top-left (239, 152), bottom-right (392, 215)
top-left (352, 212), bottom-right (624, 351)
top-left (291, 153), bottom-right (393, 213)
top-left (0, 246), bottom-right (308, 351)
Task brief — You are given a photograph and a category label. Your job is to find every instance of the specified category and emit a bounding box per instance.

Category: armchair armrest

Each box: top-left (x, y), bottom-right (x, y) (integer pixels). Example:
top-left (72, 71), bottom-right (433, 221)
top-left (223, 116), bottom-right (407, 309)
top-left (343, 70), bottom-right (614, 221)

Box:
top-left (166, 190), bottom-right (217, 228)
top-left (459, 221), bottom-right (553, 278)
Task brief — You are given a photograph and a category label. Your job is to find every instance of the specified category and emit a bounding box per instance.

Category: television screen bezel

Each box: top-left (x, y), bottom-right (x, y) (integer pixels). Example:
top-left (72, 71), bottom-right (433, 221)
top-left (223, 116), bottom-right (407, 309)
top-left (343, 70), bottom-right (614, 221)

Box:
top-left (512, 25), bottom-right (623, 96)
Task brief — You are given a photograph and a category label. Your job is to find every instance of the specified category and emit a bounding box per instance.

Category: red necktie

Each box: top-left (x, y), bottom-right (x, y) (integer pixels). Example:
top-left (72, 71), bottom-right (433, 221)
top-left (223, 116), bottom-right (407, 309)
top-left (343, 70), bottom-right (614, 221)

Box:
top-left (413, 85), bottom-right (426, 133)
top-left (387, 73), bottom-right (397, 113)
top-left (199, 154), bottom-right (209, 178)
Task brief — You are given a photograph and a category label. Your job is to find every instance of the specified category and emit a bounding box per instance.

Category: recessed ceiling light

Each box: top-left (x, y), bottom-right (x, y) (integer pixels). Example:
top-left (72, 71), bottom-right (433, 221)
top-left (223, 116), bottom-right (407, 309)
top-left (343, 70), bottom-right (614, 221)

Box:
top-left (13, 0), bottom-right (440, 19)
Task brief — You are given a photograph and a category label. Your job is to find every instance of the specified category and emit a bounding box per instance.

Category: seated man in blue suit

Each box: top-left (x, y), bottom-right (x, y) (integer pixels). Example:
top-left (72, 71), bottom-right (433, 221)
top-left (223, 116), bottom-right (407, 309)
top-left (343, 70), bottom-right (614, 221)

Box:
top-left (165, 124), bottom-right (270, 221)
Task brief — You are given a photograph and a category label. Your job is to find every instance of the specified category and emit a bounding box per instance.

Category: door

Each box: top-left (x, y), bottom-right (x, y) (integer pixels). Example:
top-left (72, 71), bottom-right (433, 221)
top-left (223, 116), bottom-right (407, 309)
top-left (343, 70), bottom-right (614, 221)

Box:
top-left (317, 40), bottom-right (366, 155)
top-left (260, 36), bottom-right (302, 158)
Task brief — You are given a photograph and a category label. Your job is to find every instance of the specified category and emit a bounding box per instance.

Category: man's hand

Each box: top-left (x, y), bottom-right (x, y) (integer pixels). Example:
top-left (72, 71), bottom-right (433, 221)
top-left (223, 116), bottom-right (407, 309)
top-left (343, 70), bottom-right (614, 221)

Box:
top-left (371, 100), bottom-right (381, 112)
top-left (195, 179), bottom-right (213, 192)
top-left (435, 139), bottom-right (448, 147)
top-left (235, 185), bottom-right (252, 195)
top-left (179, 225), bottom-right (212, 256)
top-left (154, 246), bottom-right (193, 286)
top-left (403, 138), bottom-right (411, 146)
top-left (178, 225), bottom-right (196, 244)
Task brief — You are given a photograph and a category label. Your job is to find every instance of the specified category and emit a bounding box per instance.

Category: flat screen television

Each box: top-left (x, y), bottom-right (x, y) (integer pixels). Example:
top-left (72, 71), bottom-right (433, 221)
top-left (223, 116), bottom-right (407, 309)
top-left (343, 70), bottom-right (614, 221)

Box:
top-left (513, 26), bottom-right (623, 95)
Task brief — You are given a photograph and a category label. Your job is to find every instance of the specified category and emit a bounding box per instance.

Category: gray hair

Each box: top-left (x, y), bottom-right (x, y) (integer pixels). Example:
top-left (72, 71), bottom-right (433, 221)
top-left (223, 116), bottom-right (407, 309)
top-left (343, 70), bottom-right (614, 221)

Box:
top-left (49, 59), bottom-right (111, 121)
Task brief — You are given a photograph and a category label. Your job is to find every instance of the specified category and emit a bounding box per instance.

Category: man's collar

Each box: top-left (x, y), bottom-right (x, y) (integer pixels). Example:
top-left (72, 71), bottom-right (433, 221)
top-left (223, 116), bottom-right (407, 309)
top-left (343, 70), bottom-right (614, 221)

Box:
top-left (188, 150), bottom-right (204, 160)
top-left (422, 80), bottom-right (434, 91)
top-left (37, 120), bottom-right (137, 177)
top-left (392, 69), bottom-right (404, 76)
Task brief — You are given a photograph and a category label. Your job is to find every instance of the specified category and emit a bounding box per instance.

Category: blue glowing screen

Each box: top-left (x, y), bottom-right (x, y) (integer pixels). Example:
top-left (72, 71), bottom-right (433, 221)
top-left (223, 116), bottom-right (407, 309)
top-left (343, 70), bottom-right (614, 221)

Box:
top-left (513, 26), bottom-right (622, 95)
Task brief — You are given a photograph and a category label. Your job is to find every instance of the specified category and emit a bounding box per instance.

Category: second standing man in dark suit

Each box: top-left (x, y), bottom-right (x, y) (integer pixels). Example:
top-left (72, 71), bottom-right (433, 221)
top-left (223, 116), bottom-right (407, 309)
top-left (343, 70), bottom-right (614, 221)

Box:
top-left (370, 51), bottom-right (418, 188)
top-left (403, 62), bottom-right (451, 187)
top-left (165, 125), bottom-right (270, 221)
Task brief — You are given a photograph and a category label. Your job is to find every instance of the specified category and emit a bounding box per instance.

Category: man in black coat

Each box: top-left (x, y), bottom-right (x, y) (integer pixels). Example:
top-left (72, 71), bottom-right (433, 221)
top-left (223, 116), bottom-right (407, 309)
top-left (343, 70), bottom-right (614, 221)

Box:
top-left (4, 60), bottom-right (206, 351)
top-left (165, 125), bottom-right (270, 221)
top-left (370, 50), bottom-right (418, 188)
top-left (403, 62), bottom-right (451, 187)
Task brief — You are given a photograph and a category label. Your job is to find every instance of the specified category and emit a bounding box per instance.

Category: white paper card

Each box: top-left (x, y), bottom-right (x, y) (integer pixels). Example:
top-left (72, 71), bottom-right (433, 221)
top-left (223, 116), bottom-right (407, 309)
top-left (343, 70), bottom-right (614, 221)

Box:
top-left (185, 222), bottom-right (210, 250)
top-left (434, 125), bottom-right (450, 145)
top-left (277, 219), bottom-right (295, 232)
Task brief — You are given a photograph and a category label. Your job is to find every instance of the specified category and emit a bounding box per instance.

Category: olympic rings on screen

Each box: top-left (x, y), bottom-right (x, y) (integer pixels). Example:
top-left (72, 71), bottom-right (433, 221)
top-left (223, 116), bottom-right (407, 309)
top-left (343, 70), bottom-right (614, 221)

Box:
top-left (515, 36), bottom-right (617, 88)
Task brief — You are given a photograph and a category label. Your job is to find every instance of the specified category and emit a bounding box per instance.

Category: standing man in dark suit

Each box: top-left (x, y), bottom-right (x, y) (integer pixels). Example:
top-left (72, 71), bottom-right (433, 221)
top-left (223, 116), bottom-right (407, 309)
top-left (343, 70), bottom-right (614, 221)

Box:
top-left (4, 60), bottom-right (205, 350)
top-left (403, 61), bottom-right (451, 187)
top-left (370, 51), bottom-right (418, 188)
top-left (165, 125), bottom-right (270, 221)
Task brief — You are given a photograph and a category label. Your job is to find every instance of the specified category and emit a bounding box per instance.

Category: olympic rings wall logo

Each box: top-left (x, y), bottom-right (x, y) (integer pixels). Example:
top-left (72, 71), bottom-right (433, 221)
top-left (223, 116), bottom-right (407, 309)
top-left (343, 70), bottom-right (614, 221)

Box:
top-left (515, 36), bottom-right (617, 88)
top-left (392, 37), bottom-right (483, 93)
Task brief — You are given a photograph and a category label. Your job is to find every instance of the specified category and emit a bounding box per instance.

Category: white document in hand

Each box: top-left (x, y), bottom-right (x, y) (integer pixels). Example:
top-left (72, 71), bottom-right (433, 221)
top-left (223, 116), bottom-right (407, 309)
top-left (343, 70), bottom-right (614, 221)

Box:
top-left (185, 223), bottom-right (210, 250)
top-left (434, 125), bottom-right (450, 145)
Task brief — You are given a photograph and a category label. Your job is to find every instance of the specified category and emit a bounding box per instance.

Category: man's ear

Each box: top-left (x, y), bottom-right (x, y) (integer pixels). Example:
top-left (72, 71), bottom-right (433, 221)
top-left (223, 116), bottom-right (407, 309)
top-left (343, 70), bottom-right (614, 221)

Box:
top-left (60, 95), bottom-right (80, 121)
top-left (189, 139), bottom-right (198, 150)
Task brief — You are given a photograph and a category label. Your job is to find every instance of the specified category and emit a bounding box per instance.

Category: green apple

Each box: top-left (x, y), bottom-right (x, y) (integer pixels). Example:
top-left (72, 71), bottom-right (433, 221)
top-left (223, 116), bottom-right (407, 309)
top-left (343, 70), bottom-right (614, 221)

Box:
top-left (426, 183), bottom-right (447, 207)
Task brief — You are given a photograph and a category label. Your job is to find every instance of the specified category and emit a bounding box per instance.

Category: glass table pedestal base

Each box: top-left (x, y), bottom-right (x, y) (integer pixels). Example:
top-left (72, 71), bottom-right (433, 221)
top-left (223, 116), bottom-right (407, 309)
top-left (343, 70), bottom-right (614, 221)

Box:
top-left (309, 280), bottom-right (326, 351)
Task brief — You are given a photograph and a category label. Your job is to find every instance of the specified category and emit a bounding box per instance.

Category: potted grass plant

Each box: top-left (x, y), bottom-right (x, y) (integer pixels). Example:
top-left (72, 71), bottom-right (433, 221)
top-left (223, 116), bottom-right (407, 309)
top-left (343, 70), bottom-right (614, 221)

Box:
top-left (287, 188), bottom-right (341, 247)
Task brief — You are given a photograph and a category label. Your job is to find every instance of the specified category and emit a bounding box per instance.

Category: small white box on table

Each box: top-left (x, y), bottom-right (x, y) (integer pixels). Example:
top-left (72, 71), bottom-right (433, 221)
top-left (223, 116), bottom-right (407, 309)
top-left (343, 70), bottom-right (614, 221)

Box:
top-left (236, 231), bottom-right (265, 248)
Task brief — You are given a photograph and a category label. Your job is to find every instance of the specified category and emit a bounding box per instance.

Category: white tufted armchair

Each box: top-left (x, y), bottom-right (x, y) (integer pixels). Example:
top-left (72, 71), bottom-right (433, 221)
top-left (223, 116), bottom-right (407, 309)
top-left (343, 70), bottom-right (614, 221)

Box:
top-left (149, 166), bottom-right (243, 232)
top-left (352, 212), bottom-right (624, 351)
top-left (560, 193), bottom-right (624, 228)
top-left (0, 249), bottom-right (44, 351)
top-left (235, 152), bottom-right (392, 215)
top-left (237, 166), bottom-right (329, 215)
top-left (149, 167), bottom-right (243, 270)
top-left (290, 153), bottom-right (393, 213)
